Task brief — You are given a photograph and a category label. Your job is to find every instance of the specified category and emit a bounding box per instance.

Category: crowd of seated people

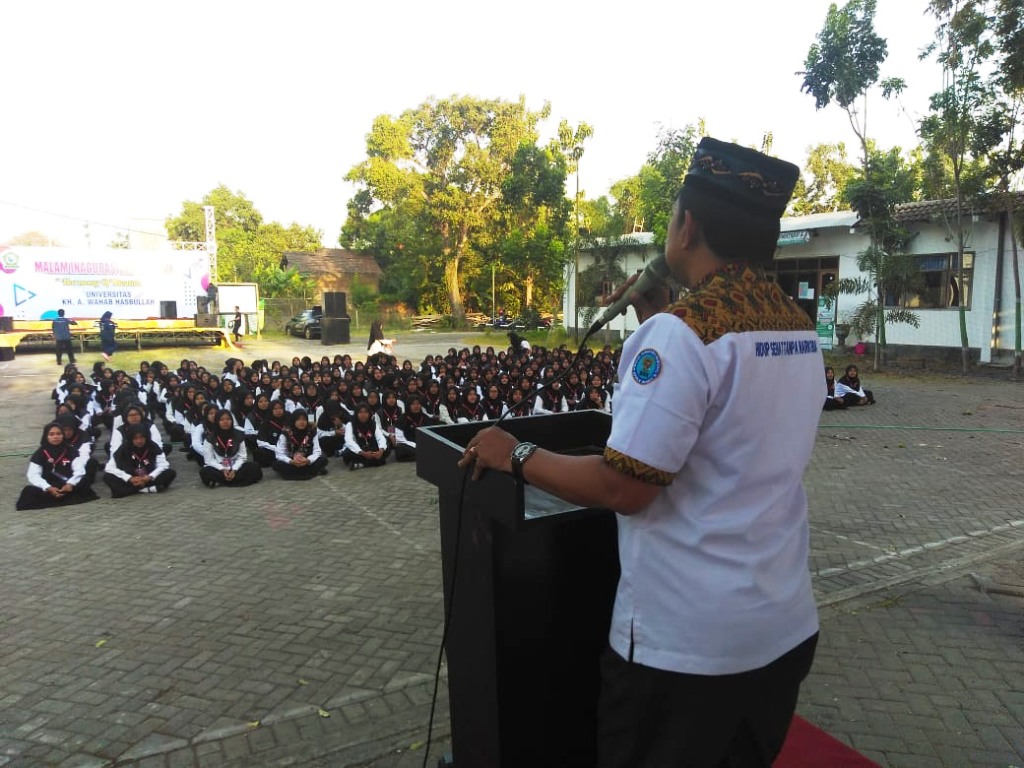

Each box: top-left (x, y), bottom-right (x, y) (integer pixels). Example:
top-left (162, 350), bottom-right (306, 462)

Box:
top-left (19, 341), bottom-right (621, 510)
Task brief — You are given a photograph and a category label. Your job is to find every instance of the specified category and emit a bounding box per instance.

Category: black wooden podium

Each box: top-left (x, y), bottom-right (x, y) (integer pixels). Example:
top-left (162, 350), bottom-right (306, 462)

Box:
top-left (417, 411), bottom-right (619, 768)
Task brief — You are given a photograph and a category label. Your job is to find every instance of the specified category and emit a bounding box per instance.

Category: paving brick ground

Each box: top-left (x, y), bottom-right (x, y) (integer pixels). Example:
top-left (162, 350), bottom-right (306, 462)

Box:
top-left (0, 339), bottom-right (1021, 767)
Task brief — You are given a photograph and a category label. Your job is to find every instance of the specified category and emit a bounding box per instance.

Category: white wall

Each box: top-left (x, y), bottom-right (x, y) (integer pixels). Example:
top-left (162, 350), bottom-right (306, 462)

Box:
top-left (564, 244), bottom-right (661, 337)
top-left (563, 215), bottom-right (1015, 361)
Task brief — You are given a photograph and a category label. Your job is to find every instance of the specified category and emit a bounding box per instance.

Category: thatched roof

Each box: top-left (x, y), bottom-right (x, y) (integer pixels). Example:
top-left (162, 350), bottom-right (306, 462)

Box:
top-left (282, 248), bottom-right (382, 278)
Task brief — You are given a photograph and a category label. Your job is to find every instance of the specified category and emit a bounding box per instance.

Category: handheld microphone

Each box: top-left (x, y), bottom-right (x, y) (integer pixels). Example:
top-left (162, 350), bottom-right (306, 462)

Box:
top-left (591, 256), bottom-right (671, 331)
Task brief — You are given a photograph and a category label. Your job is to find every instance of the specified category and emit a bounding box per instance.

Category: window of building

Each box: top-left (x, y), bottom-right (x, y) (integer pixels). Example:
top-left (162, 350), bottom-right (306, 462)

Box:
top-left (888, 251), bottom-right (974, 310)
top-left (600, 279), bottom-right (616, 298)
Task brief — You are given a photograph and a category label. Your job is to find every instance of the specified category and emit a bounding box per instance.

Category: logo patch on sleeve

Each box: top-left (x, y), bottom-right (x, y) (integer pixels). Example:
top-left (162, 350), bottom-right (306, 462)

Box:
top-left (631, 349), bottom-right (662, 384)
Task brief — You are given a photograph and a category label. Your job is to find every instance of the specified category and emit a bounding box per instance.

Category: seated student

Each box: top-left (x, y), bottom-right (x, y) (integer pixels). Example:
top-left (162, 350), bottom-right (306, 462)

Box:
top-left (200, 409), bottom-right (263, 488)
top-left (16, 422), bottom-right (100, 510)
top-left (103, 424), bottom-right (176, 496)
top-left (835, 364), bottom-right (876, 406)
top-left (55, 413), bottom-right (98, 486)
top-left (459, 388), bottom-right (487, 422)
top-left (394, 396), bottom-right (438, 462)
top-left (503, 387), bottom-right (532, 418)
top-left (439, 387), bottom-right (462, 425)
top-left (273, 409), bottom-right (328, 480)
top-left (110, 402), bottom-right (164, 454)
top-left (254, 399), bottom-right (289, 467)
top-left (823, 366), bottom-right (847, 411)
top-left (243, 393), bottom-right (272, 453)
top-left (190, 403), bottom-right (219, 463)
top-left (481, 384), bottom-right (505, 420)
top-left (533, 378), bottom-right (568, 415)
top-left (342, 404), bottom-right (388, 470)
top-left (316, 402), bottom-right (348, 457)
top-left (577, 385), bottom-right (610, 412)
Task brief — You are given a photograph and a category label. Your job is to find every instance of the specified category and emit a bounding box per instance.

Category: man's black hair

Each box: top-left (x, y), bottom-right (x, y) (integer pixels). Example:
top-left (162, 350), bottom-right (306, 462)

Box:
top-left (676, 188), bottom-right (781, 264)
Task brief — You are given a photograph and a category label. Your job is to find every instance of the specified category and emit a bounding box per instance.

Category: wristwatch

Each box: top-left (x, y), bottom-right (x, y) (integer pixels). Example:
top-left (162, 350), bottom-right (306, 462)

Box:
top-left (510, 441), bottom-right (539, 481)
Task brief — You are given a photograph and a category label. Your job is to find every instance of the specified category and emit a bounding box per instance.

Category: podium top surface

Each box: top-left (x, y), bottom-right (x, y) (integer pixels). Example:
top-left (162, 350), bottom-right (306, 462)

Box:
top-left (415, 411), bottom-right (613, 526)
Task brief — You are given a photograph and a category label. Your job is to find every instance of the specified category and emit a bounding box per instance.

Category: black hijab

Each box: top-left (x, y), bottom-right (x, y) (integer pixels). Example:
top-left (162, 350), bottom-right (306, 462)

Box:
top-left (211, 408), bottom-right (244, 457)
top-left (30, 422), bottom-right (76, 484)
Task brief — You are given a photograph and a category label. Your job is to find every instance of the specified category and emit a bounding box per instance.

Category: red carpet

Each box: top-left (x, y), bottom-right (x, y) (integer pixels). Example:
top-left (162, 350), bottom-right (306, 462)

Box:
top-left (775, 716), bottom-right (880, 767)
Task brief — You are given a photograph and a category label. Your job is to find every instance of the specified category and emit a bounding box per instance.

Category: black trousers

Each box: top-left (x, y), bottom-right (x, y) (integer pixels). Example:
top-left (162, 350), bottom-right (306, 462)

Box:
top-left (597, 633), bottom-right (818, 768)
top-left (16, 483), bottom-right (99, 510)
top-left (103, 469), bottom-right (177, 498)
top-left (254, 446), bottom-right (276, 468)
top-left (272, 455), bottom-right (328, 480)
top-left (822, 398), bottom-right (846, 411)
top-left (199, 462), bottom-right (263, 487)
top-left (394, 443), bottom-right (416, 462)
top-left (318, 434), bottom-right (344, 457)
top-left (55, 339), bottom-right (76, 364)
top-left (842, 389), bottom-right (874, 406)
top-left (341, 448), bottom-right (387, 468)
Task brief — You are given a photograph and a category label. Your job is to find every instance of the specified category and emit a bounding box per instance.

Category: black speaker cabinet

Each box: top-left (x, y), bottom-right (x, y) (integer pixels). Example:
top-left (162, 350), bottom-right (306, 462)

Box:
top-left (321, 317), bottom-right (350, 345)
top-left (323, 292), bottom-right (348, 318)
top-left (194, 313), bottom-right (218, 328)
top-left (159, 301), bottom-right (178, 319)
top-left (0, 346), bottom-right (14, 361)
top-left (0, 316), bottom-right (13, 332)
top-left (417, 412), bottom-right (618, 767)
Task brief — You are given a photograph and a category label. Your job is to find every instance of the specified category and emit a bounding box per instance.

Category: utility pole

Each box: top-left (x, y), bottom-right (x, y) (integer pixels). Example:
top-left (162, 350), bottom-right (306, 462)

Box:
top-left (204, 205), bottom-right (217, 281)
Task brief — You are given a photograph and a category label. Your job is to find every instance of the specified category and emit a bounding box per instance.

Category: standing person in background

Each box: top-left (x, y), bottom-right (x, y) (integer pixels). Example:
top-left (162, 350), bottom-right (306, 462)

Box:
top-left (51, 309), bottom-right (78, 365)
top-left (367, 319), bottom-right (395, 358)
top-left (98, 311), bottom-right (117, 362)
top-left (232, 306), bottom-right (243, 343)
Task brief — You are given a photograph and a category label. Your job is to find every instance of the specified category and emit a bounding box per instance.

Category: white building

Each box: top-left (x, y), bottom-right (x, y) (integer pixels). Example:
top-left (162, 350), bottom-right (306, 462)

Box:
top-left (563, 195), bottom-right (1022, 364)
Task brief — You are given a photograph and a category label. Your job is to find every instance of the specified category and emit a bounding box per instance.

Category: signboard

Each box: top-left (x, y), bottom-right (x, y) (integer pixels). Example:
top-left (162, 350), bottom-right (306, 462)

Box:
top-left (778, 230), bottom-right (811, 247)
top-left (0, 246), bottom-right (209, 320)
top-left (816, 296), bottom-right (835, 351)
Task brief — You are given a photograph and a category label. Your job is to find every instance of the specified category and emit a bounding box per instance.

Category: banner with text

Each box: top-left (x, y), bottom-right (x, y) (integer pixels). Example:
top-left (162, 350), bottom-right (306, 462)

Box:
top-left (0, 246), bottom-right (210, 320)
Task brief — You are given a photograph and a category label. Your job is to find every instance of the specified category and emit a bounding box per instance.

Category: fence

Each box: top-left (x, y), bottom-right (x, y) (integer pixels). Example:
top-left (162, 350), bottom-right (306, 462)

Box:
top-left (262, 298), bottom-right (313, 333)
top-left (262, 298), bottom-right (412, 335)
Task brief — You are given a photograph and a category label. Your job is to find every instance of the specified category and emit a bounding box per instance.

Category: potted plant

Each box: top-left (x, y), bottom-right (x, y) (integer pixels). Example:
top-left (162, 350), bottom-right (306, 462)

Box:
top-left (835, 323), bottom-right (851, 347)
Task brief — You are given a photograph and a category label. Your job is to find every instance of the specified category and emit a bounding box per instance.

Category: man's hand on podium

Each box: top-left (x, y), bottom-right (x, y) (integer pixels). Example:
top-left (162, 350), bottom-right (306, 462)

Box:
top-left (458, 426), bottom-right (517, 481)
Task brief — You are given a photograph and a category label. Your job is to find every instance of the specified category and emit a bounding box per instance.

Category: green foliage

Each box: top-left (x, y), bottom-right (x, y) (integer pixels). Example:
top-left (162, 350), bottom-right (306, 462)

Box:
top-left (605, 125), bottom-right (701, 246)
top-left (790, 143), bottom-right (858, 214)
top-left (165, 185), bottom-right (322, 296)
top-left (342, 95), bottom-right (582, 321)
top-left (258, 266), bottom-right (317, 298)
top-left (801, 0), bottom-right (888, 112)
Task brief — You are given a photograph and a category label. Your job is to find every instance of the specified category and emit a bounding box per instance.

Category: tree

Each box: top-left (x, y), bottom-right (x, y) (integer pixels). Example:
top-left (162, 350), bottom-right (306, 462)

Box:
top-left (343, 96), bottom-right (577, 322)
top-left (828, 173), bottom-right (924, 342)
top-left (558, 119), bottom-right (594, 338)
top-left (165, 185), bottom-right (322, 296)
top-left (800, 0), bottom-right (906, 370)
top-left (604, 125), bottom-right (702, 249)
top-left (497, 142), bottom-right (572, 310)
top-left (920, 0), bottom-right (1000, 373)
top-left (790, 143), bottom-right (858, 214)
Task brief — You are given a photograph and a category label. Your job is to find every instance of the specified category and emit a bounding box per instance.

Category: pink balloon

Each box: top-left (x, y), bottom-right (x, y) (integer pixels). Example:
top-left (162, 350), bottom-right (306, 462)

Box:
top-left (200, 274), bottom-right (210, 291)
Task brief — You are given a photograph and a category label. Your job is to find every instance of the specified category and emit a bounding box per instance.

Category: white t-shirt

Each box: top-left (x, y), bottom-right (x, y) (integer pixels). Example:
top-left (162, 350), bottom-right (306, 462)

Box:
top-left (604, 271), bottom-right (822, 675)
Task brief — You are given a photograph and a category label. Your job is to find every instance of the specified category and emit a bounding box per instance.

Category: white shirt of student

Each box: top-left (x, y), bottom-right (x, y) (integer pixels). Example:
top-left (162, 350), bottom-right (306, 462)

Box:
top-left (605, 312), bottom-right (822, 676)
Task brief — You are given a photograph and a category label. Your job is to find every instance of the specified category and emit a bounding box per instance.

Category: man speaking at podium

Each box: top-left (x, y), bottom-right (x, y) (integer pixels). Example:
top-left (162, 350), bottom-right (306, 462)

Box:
top-left (460, 138), bottom-right (823, 766)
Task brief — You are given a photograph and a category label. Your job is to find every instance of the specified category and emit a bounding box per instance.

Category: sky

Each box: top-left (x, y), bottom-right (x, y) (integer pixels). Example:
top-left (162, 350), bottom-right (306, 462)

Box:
top-left (0, 0), bottom-right (942, 250)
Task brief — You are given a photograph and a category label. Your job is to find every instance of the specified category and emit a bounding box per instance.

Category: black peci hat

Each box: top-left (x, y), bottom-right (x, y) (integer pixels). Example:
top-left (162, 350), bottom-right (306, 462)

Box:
top-left (679, 138), bottom-right (799, 220)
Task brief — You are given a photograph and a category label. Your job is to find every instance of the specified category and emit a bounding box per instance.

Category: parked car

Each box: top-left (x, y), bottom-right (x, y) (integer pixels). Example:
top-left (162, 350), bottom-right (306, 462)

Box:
top-left (284, 309), bottom-right (322, 339)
